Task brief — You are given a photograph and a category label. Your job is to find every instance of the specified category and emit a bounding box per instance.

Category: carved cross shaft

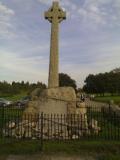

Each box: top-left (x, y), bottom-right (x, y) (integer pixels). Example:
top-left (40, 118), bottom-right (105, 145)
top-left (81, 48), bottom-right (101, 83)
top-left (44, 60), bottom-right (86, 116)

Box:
top-left (45, 2), bottom-right (66, 88)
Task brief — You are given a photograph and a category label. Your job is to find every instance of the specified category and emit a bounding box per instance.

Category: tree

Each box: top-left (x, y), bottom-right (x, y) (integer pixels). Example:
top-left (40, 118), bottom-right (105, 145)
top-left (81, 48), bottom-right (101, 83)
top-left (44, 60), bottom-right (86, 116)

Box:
top-left (83, 74), bottom-right (98, 94)
top-left (59, 73), bottom-right (77, 90)
top-left (0, 81), bottom-right (47, 97)
top-left (111, 67), bottom-right (120, 73)
top-left (83, 68), bottom-right (120, 95)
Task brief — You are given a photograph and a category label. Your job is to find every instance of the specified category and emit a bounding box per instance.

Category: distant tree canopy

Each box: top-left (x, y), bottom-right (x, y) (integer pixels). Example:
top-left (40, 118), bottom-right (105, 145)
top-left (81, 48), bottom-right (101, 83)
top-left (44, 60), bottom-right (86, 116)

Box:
top-left (0, 73), bottom-right (77, 97)
top-left (111, 67), bottom-right (120, 73)
top-left (59, 73), bottom-right (77, 91)
top-left (0, 81), bottom-right (46, 97)
top-left (83, 68), bottom-right (120, 95)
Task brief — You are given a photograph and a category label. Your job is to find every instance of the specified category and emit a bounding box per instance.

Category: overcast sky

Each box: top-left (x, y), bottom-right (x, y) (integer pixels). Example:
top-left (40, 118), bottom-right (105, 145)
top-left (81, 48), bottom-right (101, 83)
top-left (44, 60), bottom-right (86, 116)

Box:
top-left (0, 0), bottom-right (120, 87)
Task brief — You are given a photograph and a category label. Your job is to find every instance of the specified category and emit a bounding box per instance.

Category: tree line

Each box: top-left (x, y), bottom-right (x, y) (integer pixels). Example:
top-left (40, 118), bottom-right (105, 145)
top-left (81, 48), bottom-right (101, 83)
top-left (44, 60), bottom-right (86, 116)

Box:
top-left (0, 73), bottom-right (77, 97)
top-left (83, 68), bottom-right (120, 96)
top-left (1, 68), bottom-right (119, 97)
top-left (0, 81), bottom-right (46, 97)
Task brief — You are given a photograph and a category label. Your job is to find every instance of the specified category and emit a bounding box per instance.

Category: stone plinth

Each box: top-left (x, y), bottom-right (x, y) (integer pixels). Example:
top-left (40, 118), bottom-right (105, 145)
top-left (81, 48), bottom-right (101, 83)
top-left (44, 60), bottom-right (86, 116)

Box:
top-left (24, 87), bottom-right (76, 115)
top-left (23, 87), bottom-right (76, 139)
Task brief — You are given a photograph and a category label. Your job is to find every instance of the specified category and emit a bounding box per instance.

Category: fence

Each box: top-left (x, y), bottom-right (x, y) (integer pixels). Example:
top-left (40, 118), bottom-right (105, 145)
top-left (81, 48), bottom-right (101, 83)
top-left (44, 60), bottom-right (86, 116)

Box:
top-left (0, 106), bottom-right (120, 146)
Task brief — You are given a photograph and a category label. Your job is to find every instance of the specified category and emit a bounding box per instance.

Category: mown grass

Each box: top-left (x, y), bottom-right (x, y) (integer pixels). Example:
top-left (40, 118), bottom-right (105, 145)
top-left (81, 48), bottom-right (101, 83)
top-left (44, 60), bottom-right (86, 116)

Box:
top-left (0, 140), bottom-right (120, 157)
top-left (0, 140), bottom-right (42, 155)
top-left (44, 140), bottom-right (120, 153)
top-left (40, 141), bottom-right (120, 160)
top-left (94, 96), bottom-right (120, 105)
top-left (1, 92), bottom-right (27, 102)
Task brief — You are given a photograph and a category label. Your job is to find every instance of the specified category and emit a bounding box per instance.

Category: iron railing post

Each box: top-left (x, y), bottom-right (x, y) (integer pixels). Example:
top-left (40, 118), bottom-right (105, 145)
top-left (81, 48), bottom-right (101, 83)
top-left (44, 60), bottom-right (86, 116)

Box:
top-left (41, 112), bottom-right (43, 150)
top-left (1, 106), bottom-right (4, 139)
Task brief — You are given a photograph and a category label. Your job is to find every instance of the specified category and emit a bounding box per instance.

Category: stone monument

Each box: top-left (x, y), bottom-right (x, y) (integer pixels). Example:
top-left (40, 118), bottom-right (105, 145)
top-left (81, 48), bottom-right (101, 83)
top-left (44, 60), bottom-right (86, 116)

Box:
top-left (23, 1), bottom-right (76, 117)
top-left (3, 1), bottom-right (100, 139)
top-left (45, 1), bottom-right (66, 88)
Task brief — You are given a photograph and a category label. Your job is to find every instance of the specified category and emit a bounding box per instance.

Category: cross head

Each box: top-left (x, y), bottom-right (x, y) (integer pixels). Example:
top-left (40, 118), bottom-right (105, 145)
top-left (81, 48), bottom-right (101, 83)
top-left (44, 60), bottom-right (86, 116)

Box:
top-left (45, 1), bottom-right (66, 23)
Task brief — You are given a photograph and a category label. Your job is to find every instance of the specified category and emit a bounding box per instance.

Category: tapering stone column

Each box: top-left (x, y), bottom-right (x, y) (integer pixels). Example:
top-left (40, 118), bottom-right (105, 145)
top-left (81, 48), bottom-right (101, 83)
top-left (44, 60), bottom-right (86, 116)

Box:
top-left (45, 1), bottom-right (66, 88)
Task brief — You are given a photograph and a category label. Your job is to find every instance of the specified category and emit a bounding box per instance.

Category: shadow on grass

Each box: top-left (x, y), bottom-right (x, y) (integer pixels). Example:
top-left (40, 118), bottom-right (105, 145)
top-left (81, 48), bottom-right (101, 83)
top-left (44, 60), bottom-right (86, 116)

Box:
top-left (44, 140), bottom-right (120, 160)
top-left (0, 140), bottom-right (42, 155)
top-left (0, 140), bottom-right (120, 160)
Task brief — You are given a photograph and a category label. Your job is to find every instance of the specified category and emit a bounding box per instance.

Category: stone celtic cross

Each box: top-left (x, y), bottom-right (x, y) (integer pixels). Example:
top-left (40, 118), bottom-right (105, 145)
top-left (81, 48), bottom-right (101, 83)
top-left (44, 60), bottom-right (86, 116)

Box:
top-left (45, 1), bottom-right (66, 88)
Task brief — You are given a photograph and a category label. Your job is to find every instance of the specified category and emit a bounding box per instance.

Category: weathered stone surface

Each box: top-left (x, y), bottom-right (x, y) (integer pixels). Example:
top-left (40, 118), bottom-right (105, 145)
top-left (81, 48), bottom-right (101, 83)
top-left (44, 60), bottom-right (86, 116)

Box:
top-left (89, 119), bottom-right (101, 134)
top-left (77, 101), bottom-right (85, 108)
top-left (23, 101), bottom-right (40, 117)
top-left (25, 87), bottom-right (76, 115)
top-left (24, 127), bottom-right (33, 138)
top-left (8, 121), bottom-right (16, 129)
top-left (31, 88), bottom-right (44, 98)
top-left (45, 2), bottom-right (66, 88)
top-left (42, 87), bottom-right (76, 101)
top-left (15, 126), bottom-right (25, 138)
top-left (67, 102), bottom-right (76, 114)
top-left (76, 102), bottom-right (87, 115)
top-left (22, 87), bottom-right (77, 139)
top-left (3, 128), bottom-right (16, 137)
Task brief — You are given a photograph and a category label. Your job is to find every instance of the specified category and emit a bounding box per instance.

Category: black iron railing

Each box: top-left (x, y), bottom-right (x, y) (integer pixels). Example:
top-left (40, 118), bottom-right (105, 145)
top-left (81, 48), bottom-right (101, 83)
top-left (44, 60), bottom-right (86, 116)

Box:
top-left (0, 106), bottom-right (120, 145)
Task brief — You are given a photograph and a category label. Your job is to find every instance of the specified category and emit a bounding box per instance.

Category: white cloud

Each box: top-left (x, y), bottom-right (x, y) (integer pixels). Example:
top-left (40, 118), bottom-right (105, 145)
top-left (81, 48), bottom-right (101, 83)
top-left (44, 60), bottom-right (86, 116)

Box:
top-left (38, 0), bottom-right (53, 5)
top-left (38, 0), bottom-right (120, 27)
top-left (38, 0), bottom-right (77, 16)
top-left (0, 49), bottom-right (48, 84)
top-left (0, 2), bottom-right (15, 39)
top-left (0, 2), bottom-right (14, 15)
top-left (78, 0), bottom-right (120, 26)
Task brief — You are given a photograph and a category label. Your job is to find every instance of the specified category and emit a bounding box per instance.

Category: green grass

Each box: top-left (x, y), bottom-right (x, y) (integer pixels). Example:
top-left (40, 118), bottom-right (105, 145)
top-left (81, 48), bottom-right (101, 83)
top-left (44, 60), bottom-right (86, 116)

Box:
top-left (0, 140), bottom-right (42, 155)
top-left (87, 110), bottom-right (120, 139)
top-left (94, 96), bottom-right (120, 105)
top-left (44, 141), bottom-right (120, 154)
top-left (96, 155), bottom-right (120, 160)
top-left (0, 140), bottom-right (120, 160)
top-left (1, 92), bottom-right (28, 102)
top-left (39, 141), bottom-right (120, 160)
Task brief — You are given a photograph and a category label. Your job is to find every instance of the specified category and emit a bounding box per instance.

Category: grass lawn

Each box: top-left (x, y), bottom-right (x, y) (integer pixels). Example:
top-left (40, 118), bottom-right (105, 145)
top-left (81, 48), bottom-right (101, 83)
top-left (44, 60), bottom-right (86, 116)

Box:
top-left (1, 92), bottom-right (28, 102)
top-left (94, 96), bottom-right (120, 105)
top-left (44, 141), bottom-right (120, 159)
top-left (0, 140), bottom-right (42, 155)
top-left (0, 140), bottom-right (120, 160)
